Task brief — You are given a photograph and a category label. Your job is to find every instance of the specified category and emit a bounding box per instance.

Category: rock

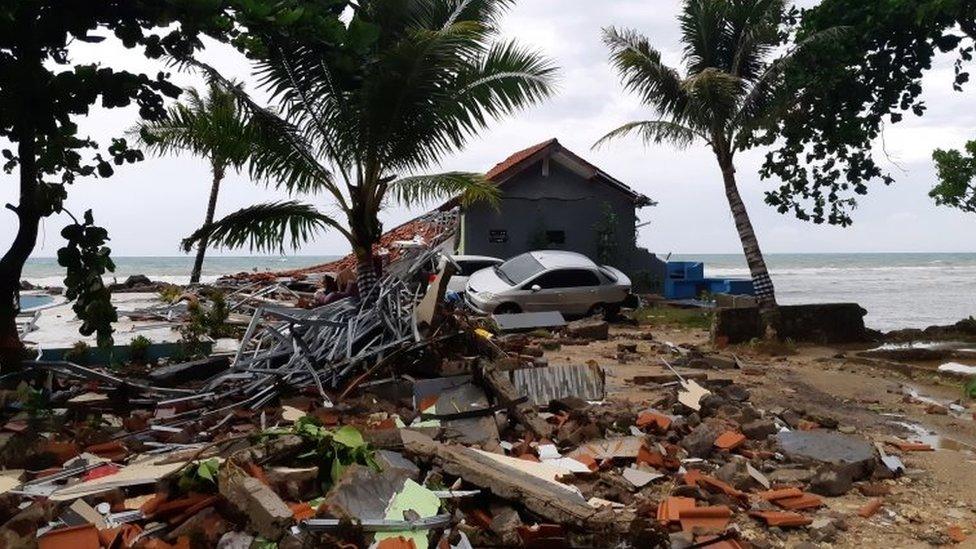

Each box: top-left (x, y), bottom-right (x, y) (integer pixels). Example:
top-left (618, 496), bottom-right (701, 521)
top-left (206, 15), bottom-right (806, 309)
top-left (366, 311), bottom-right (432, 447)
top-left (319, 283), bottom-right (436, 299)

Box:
top-left (718, 384), bottom-right (750, 402)
top-left (219, 472), bottom-right (292, 539)
top-left (566, 318), bottom-right (609, 340)
top-left (742, 419), bottom-right (778, 440)
top-left (775, 431), bottom-right (875, 466)
top-left (715, 459), bottom-right (762, 492)
top-left (489, 506), bottom-right (523, 546)
top-left (680, 421), bottom-right (725, 458)
top-left (265, 466), bottom-right (320, 501)
top-left (810, 523), bottom-right (838, 546)
top-left (616, 343), bottom-right (638, 354)
top-left (807, 464), bottom-right (855, 496)
top-left (768, 468), bottom-right (815, 485)
top-left (698, 394), bottom-right (730, 417)
top-left (123, 274), bottom-right (152, 288)
top-left (217, 532), bottom-right (255, 549)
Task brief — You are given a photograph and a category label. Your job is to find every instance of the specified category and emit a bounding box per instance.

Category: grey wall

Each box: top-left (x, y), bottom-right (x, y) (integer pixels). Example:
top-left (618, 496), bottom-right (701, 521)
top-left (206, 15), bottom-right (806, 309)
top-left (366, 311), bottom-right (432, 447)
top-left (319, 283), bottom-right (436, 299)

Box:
top-left (462, 160), bottom-right (642, 269)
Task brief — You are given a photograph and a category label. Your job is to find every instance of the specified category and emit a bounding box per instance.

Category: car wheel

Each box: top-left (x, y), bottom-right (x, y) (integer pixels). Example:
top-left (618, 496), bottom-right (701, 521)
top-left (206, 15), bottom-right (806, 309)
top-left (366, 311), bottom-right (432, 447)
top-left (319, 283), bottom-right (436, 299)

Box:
top-left (588, 302), bottom-right (620, 320)
top-left (494, 303), bottom-right (521, 315)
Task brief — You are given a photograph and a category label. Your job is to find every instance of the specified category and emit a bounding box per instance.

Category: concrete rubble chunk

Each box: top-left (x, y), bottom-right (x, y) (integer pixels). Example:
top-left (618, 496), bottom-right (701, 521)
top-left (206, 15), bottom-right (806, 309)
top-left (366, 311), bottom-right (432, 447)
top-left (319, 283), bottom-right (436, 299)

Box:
top-left (565, 318), bottom-right (609, 340)
top-left (219, 472), bottom-right (293, 540)
top-left (680, 421), bottom-right (726, 458)
top-left (775, 431), bottom-right (875, 466)
top-left (322, 464), bottom-right (411, 521)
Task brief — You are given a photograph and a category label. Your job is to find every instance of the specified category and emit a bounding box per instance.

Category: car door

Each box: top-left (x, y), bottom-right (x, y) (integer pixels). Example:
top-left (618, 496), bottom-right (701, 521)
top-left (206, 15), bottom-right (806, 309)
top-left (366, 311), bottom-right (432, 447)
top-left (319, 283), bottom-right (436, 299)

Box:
top-left (522, 269), bottom-right (601, 314)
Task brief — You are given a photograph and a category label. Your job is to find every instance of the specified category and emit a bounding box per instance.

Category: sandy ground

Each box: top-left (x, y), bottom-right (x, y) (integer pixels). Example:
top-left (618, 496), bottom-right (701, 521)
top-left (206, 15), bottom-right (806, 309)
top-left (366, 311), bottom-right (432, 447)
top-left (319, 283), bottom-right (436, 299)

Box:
top-left (543, 322), bottom-right (976, 548)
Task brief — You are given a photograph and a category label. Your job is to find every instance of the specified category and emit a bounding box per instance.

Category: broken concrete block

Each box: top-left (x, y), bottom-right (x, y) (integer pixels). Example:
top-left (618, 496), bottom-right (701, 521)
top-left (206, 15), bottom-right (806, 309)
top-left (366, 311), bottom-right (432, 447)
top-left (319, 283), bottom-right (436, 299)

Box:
top-left (265, 466), bottom-right (320, 502)
top-left (775, 431), bottom-right (875, 466)
top-left (742, 419), bottom-right (778, 440)
top-left (680, 421), bottom-right (725, 458)
top-left (322, 464), bottom-right (410, 521)
top-left (219, 472), bottom-right (292, 539)
top-left (565, 318), bottom-right (609, 340)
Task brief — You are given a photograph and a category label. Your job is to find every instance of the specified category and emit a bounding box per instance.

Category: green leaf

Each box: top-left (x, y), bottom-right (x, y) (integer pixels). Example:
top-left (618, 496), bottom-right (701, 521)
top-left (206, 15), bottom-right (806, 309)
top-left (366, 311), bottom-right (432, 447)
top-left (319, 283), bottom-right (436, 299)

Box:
top-left (331, 425), bottom-right (365, 448)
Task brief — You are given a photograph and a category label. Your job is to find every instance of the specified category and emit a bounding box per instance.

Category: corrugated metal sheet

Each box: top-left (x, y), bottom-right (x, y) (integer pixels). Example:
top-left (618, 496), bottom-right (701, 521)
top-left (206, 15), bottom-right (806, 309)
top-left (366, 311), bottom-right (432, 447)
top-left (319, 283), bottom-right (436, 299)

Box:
top-left (509, 363), bottom-right (605, 406)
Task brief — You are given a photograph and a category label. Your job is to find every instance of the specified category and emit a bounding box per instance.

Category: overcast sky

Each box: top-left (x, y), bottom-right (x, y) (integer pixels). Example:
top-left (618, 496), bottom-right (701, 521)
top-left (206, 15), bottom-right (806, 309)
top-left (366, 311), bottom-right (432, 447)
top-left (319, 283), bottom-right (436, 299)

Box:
top-left (3, 0), bottom-right (975, 259)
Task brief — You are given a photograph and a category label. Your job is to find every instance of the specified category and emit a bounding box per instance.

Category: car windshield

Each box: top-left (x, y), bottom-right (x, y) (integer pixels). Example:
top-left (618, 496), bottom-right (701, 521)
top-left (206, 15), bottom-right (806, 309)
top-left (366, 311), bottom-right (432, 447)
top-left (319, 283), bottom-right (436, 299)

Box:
top-left (496, 254), bottom-right (545, 285)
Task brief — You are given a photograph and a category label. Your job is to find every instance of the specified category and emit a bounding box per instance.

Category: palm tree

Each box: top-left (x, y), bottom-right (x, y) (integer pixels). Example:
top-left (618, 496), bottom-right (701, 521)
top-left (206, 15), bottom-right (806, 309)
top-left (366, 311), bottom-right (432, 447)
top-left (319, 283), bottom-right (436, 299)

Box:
top-left (132, 83), bottom-right (256, 284)
top-left (597, 0), bottom-right (819, 328)
top-left (182, 0), bottom-right (557, 299)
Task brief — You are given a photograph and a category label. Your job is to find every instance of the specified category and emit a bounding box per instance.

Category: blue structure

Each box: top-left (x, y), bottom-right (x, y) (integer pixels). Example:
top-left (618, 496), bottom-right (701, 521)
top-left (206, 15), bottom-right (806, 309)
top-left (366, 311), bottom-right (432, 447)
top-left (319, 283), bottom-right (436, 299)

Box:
top-left (663, 261), bottom-right (755, 300)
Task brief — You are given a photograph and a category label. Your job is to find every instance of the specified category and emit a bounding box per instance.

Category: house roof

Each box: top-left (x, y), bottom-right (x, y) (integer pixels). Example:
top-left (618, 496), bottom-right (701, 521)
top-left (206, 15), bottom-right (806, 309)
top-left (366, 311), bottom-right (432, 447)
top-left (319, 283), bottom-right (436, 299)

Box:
top-left (447, 138), bottom-right (653, 209)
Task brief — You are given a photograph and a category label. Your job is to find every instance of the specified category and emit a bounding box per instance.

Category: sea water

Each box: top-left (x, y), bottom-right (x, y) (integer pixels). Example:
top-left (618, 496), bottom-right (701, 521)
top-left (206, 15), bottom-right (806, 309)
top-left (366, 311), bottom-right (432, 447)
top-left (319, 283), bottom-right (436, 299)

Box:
top-left (20, 253), bottom-right (976, 332)
top-left (671, 253), bottom-right (976, 331)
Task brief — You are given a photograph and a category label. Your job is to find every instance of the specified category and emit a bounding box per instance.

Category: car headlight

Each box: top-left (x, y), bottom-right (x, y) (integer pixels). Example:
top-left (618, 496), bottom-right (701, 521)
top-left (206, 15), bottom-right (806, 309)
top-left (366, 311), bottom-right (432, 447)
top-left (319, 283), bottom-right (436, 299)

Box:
top-left (477, 291), bottom-right (495, 301)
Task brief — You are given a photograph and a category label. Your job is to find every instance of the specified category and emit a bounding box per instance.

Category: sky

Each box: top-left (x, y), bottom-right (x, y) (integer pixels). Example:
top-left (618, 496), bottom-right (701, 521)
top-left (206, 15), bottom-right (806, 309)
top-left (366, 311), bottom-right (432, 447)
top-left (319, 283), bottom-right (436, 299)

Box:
top-left (2, 0), bottom-right (975, 259)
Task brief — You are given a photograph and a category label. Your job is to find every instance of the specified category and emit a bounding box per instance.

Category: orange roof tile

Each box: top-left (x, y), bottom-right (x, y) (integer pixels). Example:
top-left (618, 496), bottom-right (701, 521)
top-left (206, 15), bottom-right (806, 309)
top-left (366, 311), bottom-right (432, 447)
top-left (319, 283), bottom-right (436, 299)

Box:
top-left (714, 431), bottom-right (746, 450)
top-left (774, 492), bottom-right (823, 511)
top-left (678, 505), bottom-right (732, 533)
top-left (485, 139), bottom-right (557, 180)
top-left (657, 496), bottom-right (696, 524)
top-left (749, 510), bottom-right (813, 528)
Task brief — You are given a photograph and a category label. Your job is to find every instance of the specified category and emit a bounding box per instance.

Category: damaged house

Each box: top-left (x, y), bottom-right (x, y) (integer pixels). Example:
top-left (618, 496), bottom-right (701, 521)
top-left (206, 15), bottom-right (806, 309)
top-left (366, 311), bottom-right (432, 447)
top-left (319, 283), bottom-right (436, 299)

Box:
top-left (445, 138), bottom-right (665, 291)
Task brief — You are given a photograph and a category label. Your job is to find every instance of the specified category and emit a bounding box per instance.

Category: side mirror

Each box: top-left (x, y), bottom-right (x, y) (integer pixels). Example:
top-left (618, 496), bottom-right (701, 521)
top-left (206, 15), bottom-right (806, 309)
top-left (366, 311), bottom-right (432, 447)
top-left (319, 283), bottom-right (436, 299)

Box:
top-left (530, 284), bottom-right (542, 293)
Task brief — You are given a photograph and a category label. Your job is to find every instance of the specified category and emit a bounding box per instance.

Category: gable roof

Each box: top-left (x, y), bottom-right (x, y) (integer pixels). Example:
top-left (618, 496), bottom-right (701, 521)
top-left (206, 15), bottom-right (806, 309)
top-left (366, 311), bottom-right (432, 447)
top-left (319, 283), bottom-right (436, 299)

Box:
top-left (470, 138), bottom-right (653, 208)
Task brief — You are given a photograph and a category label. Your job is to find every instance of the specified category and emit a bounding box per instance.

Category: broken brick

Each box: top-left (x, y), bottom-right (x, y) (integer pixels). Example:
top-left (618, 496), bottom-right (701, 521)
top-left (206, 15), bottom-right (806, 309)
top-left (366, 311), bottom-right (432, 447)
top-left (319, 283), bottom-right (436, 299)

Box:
top-left (748, 510), bottom-right (813, 528)
top-left (857, 498), bottom-right (883, 518)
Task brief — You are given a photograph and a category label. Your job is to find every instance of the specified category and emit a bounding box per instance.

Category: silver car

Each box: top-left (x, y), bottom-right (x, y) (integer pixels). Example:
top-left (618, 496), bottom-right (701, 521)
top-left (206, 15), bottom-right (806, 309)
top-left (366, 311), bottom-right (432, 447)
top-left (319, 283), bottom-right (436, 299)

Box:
top-left (464, 250), bottom-right (631, 316)
top-left (445, 255), bottom-right (504, 293)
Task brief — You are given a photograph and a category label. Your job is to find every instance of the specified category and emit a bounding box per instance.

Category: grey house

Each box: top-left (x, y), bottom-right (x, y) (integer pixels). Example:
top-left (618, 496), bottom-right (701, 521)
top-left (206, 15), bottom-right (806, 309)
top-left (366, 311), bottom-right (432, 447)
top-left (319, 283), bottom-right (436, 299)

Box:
top-left (446, 138), bottom-right (664, 291)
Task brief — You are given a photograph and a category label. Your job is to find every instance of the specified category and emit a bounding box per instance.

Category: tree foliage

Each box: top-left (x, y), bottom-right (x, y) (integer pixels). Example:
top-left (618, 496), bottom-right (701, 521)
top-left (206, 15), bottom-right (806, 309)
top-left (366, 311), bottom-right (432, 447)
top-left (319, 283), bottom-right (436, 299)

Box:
top-left (932, 139), bottom-right (976, 214)
top-left (0, 1), bottom-right (237, 355)
top-left (181, 0), bottom-right (555, 269)
top-left (753, 0), bottom-right (976, 226)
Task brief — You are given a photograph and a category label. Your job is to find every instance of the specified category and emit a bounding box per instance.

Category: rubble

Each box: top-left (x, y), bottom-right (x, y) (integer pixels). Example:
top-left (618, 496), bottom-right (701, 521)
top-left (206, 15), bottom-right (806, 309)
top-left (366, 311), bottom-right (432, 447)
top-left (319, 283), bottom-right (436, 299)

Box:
top-left (4, 241), bottom-right (955, 549)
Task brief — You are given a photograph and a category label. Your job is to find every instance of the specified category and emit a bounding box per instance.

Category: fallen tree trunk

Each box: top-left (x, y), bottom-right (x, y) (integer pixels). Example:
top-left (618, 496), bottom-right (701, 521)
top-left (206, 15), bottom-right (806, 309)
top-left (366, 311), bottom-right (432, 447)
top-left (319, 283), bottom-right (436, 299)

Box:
top-left (403, 432), bottom-right (634, 532)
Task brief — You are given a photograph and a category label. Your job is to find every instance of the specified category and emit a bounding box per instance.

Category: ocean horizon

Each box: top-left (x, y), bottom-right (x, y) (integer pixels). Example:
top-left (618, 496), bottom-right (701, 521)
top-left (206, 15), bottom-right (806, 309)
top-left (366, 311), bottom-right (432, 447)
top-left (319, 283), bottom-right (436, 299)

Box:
top-left (22, 252), bottom-right (976, 332)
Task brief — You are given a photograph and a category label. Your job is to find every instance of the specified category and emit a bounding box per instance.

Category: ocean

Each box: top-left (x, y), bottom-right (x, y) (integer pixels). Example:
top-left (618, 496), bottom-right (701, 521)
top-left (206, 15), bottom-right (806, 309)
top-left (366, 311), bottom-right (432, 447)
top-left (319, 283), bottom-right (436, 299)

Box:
top-left (21, 253), bottom-right (976, 332)
top-left (672, 253), bottom-right (976, 332)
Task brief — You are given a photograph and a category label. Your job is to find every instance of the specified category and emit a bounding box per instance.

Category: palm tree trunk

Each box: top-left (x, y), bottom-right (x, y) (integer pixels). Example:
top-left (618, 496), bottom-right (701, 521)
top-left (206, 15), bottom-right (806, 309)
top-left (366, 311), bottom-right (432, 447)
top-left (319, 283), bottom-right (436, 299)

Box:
top-left (719, 160), bottom-right (779, 331)
top-left (355, 251), bottom-right (379, 303)
top-left (190, 163), bottom-right (225, 284)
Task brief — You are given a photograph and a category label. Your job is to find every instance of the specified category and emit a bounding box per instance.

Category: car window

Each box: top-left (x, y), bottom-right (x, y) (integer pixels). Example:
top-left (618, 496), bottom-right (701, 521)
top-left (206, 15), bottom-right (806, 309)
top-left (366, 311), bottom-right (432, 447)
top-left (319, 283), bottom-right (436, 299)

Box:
top-left (497, 254), bottom-right (545, 285)
top-left (532, 269), bottom-right (601, 289)
top-left (456, 260), bottom-right (498, 277)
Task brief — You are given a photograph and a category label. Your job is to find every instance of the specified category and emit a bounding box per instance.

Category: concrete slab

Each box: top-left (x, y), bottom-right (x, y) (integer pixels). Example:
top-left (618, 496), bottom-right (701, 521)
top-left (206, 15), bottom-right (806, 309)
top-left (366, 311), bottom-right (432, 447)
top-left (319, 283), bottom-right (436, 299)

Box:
top-left (21, 293), bottom-right (186, 362)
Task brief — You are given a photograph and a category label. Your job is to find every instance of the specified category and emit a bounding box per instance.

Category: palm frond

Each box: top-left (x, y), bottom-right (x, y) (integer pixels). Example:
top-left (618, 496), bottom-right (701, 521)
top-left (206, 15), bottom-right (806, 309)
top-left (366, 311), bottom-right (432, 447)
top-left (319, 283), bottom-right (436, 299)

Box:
top-left (602, 27), bottom-right (690, 121)
top-left (182, 59), bottom-right (342, 198)
top-left (682, 67), bottom-right (746, 128)
top-left (594, 120), bottom-right (701, 150)
top-left (388, 171), bottom-right (501, 208)
top-left (180, 201), bottom-right (345, 254)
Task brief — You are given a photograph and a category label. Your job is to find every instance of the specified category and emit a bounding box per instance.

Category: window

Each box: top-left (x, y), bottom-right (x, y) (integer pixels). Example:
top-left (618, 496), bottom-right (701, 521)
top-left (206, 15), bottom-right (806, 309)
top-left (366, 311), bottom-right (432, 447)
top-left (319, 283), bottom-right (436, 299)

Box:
top-left (532, 269), bottom-right (601, 289)
top-left (497, 253), bottom-right (545, 285)
top-left (546, 230), bottom-right (565, 245)
top-left (456, 260), bottom-right (499, 277)
top-left (489, 230), bottom-right (508, 243)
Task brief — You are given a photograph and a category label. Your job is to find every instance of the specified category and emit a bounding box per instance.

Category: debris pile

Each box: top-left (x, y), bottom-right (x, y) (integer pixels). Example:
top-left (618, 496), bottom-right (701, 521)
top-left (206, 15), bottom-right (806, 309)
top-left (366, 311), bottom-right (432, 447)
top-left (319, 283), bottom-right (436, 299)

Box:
top-left (0, 248), bottom-right (959, 548)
